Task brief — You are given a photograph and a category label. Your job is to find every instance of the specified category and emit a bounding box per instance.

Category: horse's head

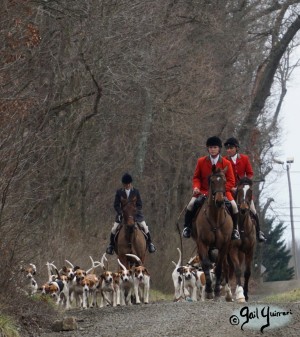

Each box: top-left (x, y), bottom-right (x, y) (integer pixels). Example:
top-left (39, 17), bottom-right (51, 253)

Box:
top-left (236, 177), bottom-right (253, 214)
top-left (209, 166), bottom-right (227, 207)
top-left (121, 197), bottom-right (136, 226)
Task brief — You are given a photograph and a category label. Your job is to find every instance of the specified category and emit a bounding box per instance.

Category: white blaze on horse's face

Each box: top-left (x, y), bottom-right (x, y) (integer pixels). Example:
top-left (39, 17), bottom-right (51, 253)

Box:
top-left (239, 184), bottom-right (251, 213)
top-left (242, 185), bottom-right (250, 200)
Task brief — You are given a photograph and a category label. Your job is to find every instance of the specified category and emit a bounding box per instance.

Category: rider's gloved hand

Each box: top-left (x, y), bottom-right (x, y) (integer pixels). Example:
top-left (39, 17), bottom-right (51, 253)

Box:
top-left (193, 187), bottom-right (201, 196)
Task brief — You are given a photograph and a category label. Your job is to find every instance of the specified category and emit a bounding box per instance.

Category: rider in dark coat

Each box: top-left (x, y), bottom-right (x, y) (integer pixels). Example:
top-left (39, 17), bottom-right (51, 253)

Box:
top-left (106, 173), bottom-right (156, 255)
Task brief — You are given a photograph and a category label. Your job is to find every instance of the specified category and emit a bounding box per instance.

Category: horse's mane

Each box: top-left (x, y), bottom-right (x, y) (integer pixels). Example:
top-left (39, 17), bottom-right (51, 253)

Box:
top-left (237, 177), bottom-right (253, 186)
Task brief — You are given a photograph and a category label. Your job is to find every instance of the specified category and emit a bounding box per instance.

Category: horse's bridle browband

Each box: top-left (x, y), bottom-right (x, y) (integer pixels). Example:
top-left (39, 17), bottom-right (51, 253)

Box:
top-left (210, 173), bottom-right (226, 196)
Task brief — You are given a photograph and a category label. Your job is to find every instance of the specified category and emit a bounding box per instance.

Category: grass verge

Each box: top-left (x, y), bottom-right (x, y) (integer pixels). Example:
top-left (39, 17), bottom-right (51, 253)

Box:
top-left (0, 313), bottom-right (20, 337)
top-left (262, 288), bottom-right (300, 303)
top-left (150, 289), bottom-right (173, 302)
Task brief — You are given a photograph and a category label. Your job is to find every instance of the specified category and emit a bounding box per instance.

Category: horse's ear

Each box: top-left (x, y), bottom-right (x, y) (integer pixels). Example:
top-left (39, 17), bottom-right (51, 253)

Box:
top-left (223, 166), bottom-right (228, 174)
top-left (212, 164), bottom-right (216, 173)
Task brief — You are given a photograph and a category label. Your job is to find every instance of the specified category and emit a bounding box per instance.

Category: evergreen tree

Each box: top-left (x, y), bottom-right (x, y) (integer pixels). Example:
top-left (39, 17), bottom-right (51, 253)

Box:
top-left (261, 218), bottom-right (294, 281)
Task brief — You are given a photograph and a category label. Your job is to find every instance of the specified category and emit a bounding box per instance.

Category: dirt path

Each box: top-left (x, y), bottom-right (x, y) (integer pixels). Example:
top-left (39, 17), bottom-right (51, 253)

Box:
top-left (39, 297), bottom-right (300, 337)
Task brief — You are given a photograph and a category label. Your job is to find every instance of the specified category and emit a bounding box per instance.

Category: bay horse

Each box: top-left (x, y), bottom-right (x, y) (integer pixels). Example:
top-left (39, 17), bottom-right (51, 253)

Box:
top-left (192, 166), bottom-right (233, 300)
top-left (228, 177), bottom-right (256, 301)
top-left (114, 197), bottom-right (147, 269)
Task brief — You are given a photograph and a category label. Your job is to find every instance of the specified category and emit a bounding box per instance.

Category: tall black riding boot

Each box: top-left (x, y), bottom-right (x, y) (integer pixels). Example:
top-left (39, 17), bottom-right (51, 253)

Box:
top-left (253, 213), bottom-right (266, 242)
top-left (182, 209), bottom-right (194, 238)
top-left (231, 213), bottom-right (240, 240)
top-left (106, 233), bottom-right (115, 255)
top-left (146, 232), bottom-right (156, 253)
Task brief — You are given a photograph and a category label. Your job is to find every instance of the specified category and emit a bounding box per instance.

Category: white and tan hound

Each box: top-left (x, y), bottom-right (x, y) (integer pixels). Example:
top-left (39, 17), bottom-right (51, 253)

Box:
top-left (126, 254), bottom-right (150, 304)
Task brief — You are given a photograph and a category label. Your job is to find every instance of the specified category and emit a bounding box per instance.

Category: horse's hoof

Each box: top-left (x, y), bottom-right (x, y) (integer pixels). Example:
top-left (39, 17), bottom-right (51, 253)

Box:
top-left (206, 292), bottom-right (214, 300)
top-left (237, 298), bottom-right (246, 303)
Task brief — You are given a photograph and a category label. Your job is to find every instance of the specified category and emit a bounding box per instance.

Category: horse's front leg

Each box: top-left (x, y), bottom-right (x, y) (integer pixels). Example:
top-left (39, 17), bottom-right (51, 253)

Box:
top-left (243, 251), bottom-right (253, 301)
top-left (228, 246), bottom-right (245, 303)
top-left (203, 257), bottom-right (214, 299)
top-left (221, 256), bottom-right (234, 302)
top-left (214, 246), bottom-right (230, 299)
top-left (214, 257), bottom-right (222, 298)
top-left (199, 245), bottom-right (213, 299)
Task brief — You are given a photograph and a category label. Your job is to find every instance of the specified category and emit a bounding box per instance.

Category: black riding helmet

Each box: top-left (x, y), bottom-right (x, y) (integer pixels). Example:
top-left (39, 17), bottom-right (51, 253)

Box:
top-left (121, 173), bottom-right (133, 184)
top-left (224, 137), bottom-right (240, 148)
top-left (206, 136), bottom-right (222, 148)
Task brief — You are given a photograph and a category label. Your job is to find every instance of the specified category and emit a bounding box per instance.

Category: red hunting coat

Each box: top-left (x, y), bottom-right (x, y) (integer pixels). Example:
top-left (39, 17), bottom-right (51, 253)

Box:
top-left (226, 153), bottom-right (254, 185)
top-left (192, 155), bottom-right (235, 201)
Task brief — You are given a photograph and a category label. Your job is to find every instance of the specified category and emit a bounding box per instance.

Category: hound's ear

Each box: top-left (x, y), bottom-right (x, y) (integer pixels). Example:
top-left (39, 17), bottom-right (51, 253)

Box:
top-left (144, 268), bottom-right (150, 276)
top-left (177, 267), bottom-right (183, 274)
top-left (74, 266), bottom-right (81, 271)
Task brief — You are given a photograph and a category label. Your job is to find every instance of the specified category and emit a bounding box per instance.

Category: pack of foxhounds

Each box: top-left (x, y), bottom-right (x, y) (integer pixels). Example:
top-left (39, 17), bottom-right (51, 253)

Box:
top-left (20, 247), bottom-right (245, 309)
top-left (20, 253), bottom-right (151, 310)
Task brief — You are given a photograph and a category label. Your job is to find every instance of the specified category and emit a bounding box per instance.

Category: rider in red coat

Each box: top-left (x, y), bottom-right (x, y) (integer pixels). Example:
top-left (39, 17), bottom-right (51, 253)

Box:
top-left (224, 137), bottom-right (266, 242)
top-left (182, 136), bottom-right (240, 240)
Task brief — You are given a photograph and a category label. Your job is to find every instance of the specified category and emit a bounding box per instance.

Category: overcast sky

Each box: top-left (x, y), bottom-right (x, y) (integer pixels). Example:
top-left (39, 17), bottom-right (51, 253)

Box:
top-left (264, 56), bottom-right (300, 244)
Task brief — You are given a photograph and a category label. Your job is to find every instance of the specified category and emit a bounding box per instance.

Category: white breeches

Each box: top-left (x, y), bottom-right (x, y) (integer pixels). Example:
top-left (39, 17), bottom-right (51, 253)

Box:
top-left (111, 220), bottom-right (149, 234)
top-left (231, 200), bottom-right (238, 214)
top-left (250, 200), bottom-right (256, 214)
top-left (187, 197), bottom-right (197, 211)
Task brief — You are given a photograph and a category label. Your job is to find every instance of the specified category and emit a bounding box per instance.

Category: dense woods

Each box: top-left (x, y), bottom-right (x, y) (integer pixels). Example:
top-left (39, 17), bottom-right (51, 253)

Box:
top-left (1, 0), bottom-right (300, 301)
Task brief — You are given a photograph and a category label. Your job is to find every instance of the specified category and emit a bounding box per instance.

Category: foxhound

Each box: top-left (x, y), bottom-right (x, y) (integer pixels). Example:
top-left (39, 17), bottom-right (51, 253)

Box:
top-left (117, 259), bottom-right (134, 306)
top-left (20, 263), bottom-right (38, 296)
top-left (126, 254), bottom-right (150, 304)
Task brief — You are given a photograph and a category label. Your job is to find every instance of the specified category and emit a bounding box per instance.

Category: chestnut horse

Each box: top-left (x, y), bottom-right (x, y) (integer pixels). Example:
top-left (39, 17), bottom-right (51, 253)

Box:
top-left (228, 177), bottom-right (256, 301)
top-left (114, 197), bottom-right (147, 269)
top-left (192, 166), bottom-right (233, 300)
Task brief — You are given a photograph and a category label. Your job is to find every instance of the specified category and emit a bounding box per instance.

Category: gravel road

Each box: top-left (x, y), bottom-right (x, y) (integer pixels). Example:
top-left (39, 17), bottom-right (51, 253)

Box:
top-left (39, 298), bottom-right (300, 337)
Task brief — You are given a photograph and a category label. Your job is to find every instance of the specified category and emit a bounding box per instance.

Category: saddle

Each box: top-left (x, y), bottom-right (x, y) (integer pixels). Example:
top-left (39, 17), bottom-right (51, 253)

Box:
top-left (114, 223), bottom-right (147, 243)
top-left (224, 198), bottom-right (232, 214)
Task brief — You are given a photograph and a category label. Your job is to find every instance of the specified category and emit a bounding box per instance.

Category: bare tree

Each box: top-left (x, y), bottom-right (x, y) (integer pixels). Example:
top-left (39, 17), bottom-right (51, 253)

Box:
top-left (1, 0), bottom-right (300, 295)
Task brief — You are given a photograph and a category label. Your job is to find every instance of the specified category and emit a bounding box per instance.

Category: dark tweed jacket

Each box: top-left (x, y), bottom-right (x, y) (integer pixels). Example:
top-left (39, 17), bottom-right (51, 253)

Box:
top-left (113, 187), bottom-right (144, 222)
